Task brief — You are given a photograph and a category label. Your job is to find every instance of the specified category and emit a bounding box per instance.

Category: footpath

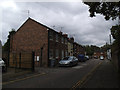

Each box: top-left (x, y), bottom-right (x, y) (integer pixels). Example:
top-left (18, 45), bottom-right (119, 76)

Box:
top-left (80, 59), bottom-right (120, 88)
top-left (2, 66), bottom-right (63, 83)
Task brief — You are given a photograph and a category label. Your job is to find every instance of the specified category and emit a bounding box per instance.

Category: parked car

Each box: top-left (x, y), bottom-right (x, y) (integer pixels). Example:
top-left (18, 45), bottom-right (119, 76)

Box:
top-left (94, 56), bottom-right (98, 59)
top-left (85, 55), bottom-right (89, 60)
top-left (78, 54), bottom-right (85, 62)
top-left (0, 58), bottom-right (6, 72)
top-left (59, 56), bottom-right (78, 67)
top-left (100, 56), bottom-right (104, 60)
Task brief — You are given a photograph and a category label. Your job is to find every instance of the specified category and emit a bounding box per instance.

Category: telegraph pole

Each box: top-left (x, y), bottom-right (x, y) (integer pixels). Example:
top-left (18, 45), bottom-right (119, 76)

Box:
top-left (60, 27), bottom-right (64, 32)
top-left (118, 2), bottom-right (120, 72)
top-left (109, 34), bottom-right (111, 45)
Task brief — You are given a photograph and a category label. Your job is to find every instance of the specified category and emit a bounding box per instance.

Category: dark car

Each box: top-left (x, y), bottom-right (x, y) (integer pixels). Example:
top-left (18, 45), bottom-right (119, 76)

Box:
top-left (78, 54), bottom-right (85, 62)
top-left (59, 56), bottom-right (78, 67)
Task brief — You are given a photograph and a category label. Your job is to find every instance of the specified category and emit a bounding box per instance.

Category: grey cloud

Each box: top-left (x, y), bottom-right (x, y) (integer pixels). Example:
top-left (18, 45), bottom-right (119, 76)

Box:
top-left (1, 2), bottom-right (118, 46)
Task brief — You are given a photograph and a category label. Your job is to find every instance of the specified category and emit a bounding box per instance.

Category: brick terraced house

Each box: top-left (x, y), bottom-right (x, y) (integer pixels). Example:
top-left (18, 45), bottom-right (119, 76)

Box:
top-left (48, 30), bottom-right (68, 66)
top-left (93, 51), bottom-right (106, 59)
top-left (10, 17), bottom-right (85, 67)
top-left (10, 18), bottom-right (68, 67)
top-left (73, 42), bottom-right (85, 58)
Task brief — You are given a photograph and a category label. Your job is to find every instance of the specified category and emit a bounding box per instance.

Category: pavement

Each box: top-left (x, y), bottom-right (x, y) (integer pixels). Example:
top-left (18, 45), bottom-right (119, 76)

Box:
top-left (79, 59), bottom-right (120, 88)
top-left (2, 66), bottom-right (67, 82)
top-left (2, 68), bottom-right (34, 82)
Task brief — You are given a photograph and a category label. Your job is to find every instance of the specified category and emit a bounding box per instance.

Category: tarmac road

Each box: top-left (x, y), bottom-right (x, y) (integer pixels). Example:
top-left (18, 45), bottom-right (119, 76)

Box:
top-left (2, 59), bottom-right (103, 88)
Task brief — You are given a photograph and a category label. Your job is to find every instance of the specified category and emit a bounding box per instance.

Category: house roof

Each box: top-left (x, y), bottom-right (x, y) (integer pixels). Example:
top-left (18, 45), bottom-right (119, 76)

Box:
top-left (16, 17), bottom-right (56, 33)
top-left (16, 17), bottom-right (69, 38)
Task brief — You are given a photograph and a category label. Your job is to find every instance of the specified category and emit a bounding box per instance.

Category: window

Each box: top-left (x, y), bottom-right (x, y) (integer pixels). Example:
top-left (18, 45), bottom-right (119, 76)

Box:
top-left (34, 56), bottom-right (36, 61)
top-left (49, 49), bottom-right (53, 59)
top-left (62, 50), bottom-right (64, 59)
top-left (49, 31), bottom-right (53, 40)
top-left (65, 38), bottom-right (68, 44)
top-left (61, 37), bottom-right (64, 43)
top-left (56, 49), bottom-right (59, 58)
top-left (56, 34), bottom-right (59, 42)
top-left (65, 51), bottom-right (68, 57)
top-left (37, 56), bottom-right (39, 61)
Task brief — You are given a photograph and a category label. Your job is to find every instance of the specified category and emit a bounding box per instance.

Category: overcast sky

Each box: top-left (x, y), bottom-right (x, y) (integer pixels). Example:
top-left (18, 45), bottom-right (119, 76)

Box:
top-left (0, 0), bottom-right (118, 47)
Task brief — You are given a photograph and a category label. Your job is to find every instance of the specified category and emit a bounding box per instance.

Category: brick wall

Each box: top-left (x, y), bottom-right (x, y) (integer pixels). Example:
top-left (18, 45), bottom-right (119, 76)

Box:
top-left (111, 43), bottom-right (120, 72)
top-left (10, 18), bottom-right (48, 67)
top-left (73, 42), bottom-right (84, 58)
top-left (9, 52), bottom-right (33, 69)
top-left (48, 30), bottom-right (68, 66)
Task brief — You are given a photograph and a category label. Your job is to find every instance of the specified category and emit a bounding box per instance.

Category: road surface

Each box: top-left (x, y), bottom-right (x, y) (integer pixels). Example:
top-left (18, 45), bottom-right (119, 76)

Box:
top-left (3, 59), bottom-right (102, 88)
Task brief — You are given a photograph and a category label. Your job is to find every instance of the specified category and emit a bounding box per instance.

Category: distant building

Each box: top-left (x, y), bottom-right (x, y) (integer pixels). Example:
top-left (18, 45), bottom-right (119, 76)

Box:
top-left (73, 42), bottom-right (85, 58)
top-left (93, 51), bottom-right (106, 59)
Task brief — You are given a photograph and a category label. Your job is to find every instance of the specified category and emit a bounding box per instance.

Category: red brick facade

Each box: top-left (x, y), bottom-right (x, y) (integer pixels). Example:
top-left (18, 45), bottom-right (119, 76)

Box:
top-left (10, 18), bottom-right (49, 67)
top-left (48, 30), bottom-right (68, 66)
top-left (73, 42), bottom-right (85, 58)
top-left (10, 17), bottom-right (84, 67)
top-left (93, 52), bottom-right (106, 59)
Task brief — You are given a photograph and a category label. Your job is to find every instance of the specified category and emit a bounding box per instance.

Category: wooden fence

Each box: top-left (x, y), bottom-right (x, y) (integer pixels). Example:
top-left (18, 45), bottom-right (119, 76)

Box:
top-left (9, 51), bottom-right (35, 71)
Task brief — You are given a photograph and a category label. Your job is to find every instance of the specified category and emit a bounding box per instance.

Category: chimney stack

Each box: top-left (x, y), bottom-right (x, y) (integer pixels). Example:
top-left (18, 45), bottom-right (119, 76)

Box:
top-left (70, 37), bottom-right (74, 42)
top-left (59, 31), bottom-right (63, 35)
top-left (63, 34), bottom-right (68, 38)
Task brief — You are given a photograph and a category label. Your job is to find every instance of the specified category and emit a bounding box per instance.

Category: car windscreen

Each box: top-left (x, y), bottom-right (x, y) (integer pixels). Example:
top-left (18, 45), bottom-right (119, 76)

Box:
top-left (63, 57), bottom-right (73, 60)
top-left (68, 57), bottom-right (73, 60)
top-left (63, 57), bottom-right (69, 60)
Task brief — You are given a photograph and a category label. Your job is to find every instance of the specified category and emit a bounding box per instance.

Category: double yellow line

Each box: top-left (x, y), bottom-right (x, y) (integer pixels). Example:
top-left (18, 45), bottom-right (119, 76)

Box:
top-left (71, 62), bottom-right (103, 89)
top-left (2, 72), bottom-right (46, 85)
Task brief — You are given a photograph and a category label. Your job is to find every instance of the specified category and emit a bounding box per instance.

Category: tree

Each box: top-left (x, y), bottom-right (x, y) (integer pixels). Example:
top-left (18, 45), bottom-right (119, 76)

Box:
top-left (111, 25), bottom-right (120, 39)
top-left (83, 1), bottom-right (120, 43)
top-left (2, 29), bottom-right (16, 52)
top-left (100, 43), bottom-right (111, 52)
top-left (84, 45), bottom-right (100, 56)
top-left (83, 2), bottom-right (120, 20)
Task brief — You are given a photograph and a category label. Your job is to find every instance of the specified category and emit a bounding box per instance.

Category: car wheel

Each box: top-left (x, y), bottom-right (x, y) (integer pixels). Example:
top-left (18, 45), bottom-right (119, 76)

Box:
top-left (69, 62), bottom-right (73, 66)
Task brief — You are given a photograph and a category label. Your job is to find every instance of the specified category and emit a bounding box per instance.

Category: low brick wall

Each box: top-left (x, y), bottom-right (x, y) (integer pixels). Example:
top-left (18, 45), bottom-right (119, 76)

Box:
top-left (111, 43), bottom-right (120, 72)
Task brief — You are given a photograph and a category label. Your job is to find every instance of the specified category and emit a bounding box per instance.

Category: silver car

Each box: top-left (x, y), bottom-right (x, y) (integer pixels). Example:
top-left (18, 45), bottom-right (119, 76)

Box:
top-left (0, 58), bottom-right (6, 72)
top-left (0, 58), bottom-right (5, 67)
top-left (59, 56), bottom-right (78, 66)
